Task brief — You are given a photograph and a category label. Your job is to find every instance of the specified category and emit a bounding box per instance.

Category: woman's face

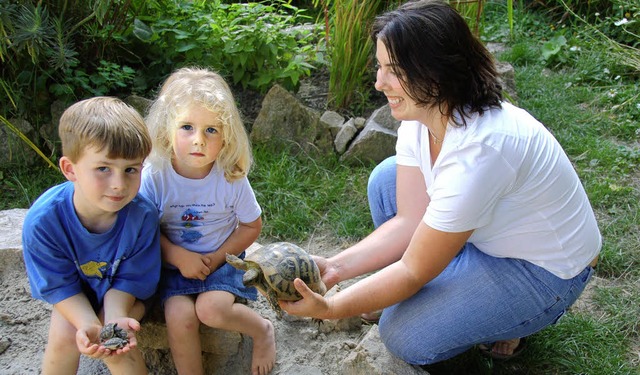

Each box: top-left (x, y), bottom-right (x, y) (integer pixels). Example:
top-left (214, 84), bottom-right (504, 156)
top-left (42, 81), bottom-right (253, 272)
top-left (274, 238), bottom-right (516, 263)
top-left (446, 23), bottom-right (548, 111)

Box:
top-left (374, 39), bottom-right (423, 122)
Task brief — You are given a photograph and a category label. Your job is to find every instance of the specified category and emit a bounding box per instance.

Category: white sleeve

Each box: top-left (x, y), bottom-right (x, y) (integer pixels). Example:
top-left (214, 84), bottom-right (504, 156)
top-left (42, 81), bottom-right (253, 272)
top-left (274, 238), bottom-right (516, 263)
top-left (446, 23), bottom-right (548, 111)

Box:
top-left (395, 121), bottom-right (420, 167)
top-left (139, 165), bottom-right (161, 213)
top-left (232, 177), bottom-right (262, 223)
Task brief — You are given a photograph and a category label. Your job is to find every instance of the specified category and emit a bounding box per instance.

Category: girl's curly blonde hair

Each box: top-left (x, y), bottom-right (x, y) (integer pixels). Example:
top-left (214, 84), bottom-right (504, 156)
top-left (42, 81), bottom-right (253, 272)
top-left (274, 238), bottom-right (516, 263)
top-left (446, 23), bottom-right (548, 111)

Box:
top-left (145, 67), bottom-right (252, 182)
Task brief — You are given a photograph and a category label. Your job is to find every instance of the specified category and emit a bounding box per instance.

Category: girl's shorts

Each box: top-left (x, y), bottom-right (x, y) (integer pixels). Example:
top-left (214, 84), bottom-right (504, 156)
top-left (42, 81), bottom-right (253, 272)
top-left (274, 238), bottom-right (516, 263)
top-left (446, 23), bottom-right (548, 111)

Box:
top-left (159, 253), bottom-right (257, 304)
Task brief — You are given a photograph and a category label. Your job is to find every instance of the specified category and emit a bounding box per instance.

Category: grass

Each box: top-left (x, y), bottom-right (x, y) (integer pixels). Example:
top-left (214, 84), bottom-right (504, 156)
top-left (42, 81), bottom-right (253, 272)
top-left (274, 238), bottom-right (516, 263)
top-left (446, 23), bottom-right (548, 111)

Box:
top-left (250, 143), bottom-right (375, 243)
top-left (1, 1), bottom-right (639, 374)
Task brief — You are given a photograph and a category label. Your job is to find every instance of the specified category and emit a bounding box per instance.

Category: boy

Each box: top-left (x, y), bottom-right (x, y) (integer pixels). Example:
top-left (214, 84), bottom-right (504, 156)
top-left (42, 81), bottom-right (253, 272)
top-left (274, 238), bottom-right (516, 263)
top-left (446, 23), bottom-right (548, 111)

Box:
top-left (22, 97), bottom-right (161, 374)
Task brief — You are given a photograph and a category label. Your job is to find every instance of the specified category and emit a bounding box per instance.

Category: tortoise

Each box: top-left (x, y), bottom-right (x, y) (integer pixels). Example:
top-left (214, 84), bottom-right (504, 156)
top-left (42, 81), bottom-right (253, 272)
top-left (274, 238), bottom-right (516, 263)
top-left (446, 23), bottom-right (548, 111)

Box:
top-left (99, 323), bottom-right (129, 350)
top-left (226, 242), bottom-right (327, 318)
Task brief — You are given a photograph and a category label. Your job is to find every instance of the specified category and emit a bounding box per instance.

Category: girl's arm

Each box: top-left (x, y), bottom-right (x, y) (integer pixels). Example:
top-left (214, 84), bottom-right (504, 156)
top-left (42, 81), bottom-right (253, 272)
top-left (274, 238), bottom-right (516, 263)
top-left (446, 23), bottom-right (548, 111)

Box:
top-left (206, 216), bottom-right (262, 272)
top-left (160, 233), bottom-right (211, 280)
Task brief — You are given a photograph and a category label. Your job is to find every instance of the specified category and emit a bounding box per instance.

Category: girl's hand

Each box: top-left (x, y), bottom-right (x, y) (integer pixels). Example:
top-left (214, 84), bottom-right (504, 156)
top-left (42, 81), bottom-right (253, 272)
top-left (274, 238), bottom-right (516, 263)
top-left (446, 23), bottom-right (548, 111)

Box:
top-left (279, 278), bottom-right (333, 320)
top-left (177, 251), bottom-right (211, 280)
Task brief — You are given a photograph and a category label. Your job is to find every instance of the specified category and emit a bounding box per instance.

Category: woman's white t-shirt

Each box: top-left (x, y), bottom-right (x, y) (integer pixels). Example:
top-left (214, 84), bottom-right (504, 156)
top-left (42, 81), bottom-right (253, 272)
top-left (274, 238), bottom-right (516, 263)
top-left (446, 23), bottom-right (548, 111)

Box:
top-left (396, 102), bottom-right (601, 279)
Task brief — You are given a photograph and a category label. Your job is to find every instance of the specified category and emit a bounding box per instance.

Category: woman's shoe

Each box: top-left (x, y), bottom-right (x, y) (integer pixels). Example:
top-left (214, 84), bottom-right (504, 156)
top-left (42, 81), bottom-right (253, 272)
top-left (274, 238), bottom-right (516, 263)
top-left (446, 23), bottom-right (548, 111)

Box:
top-left (478, 337), bottom-right (527, 360)
top-left (360, 309), bottom-right (383, 324)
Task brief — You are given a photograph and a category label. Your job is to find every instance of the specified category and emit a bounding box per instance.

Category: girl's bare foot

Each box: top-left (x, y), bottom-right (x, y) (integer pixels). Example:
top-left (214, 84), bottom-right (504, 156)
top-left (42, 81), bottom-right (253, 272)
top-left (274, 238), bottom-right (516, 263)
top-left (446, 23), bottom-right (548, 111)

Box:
top-left (251, 319), bottom-right (276, 375)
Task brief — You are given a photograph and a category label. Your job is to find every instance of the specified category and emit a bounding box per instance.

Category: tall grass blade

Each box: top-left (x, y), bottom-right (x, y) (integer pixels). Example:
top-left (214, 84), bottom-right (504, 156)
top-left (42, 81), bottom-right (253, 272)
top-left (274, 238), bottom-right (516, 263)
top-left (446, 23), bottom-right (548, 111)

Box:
top-left (0, 115), bottom-right (58, 169)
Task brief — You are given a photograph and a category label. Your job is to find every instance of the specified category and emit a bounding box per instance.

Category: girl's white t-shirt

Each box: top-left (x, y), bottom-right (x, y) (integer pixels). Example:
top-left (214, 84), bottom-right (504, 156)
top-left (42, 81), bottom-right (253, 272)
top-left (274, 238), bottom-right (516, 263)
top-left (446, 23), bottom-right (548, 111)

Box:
top-left (396, 102), bottom-right (601, 279)
top-left (140, 163), bottom-right (262, 254)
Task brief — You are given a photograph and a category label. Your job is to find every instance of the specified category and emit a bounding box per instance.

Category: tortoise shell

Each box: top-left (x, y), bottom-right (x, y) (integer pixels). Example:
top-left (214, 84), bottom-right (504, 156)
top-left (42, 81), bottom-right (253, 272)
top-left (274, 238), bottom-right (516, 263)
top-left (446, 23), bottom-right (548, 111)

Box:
top-left (226, 242), bottom-right (326, 318)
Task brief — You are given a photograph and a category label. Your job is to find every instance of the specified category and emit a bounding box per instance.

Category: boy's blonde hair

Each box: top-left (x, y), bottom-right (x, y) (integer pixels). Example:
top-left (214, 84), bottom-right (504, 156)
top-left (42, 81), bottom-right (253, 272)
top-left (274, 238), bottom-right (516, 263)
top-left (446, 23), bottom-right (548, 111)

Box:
top-left (59, 97), bottom-right (152, 162)
top-left (145, 67), bottom-right (252, 182)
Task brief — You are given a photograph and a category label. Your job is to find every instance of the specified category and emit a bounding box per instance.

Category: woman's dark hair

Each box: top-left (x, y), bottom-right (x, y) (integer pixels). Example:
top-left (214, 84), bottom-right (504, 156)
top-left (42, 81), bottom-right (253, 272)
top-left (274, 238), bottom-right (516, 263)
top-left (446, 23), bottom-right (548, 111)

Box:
top-left (371, 0), bottom-right (502, 126)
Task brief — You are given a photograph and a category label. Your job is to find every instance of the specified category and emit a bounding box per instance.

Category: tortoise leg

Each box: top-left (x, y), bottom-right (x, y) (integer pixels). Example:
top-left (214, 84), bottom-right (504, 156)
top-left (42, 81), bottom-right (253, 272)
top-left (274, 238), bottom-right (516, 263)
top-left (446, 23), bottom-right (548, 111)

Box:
top-left (266, 291), bottom-right (283, 319)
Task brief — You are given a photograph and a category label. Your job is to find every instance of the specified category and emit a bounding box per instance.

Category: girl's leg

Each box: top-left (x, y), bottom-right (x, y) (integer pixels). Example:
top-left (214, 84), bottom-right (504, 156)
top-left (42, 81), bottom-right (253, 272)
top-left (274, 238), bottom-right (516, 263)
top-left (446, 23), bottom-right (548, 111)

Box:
top-left (196, 291), bottom-right (275, 375)
top-left (165, 295), bottom-right (204, 375)
top-left (42, 308), bottom-right (81, 374)
top-left (367, 156), bottom-right (397, 228)
top-left (378, 244), bottom-right (594, 365)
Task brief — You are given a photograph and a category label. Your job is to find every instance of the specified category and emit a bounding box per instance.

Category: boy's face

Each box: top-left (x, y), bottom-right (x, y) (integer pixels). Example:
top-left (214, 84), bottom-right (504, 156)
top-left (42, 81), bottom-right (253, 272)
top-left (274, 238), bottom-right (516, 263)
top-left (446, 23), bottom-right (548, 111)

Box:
top-left (60, 146), bottom-right (144, 220)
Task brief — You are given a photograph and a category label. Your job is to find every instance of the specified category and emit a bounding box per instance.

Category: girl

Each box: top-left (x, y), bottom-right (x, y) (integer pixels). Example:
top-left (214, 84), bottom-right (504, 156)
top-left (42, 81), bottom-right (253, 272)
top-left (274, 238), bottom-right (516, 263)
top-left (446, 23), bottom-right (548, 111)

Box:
top-left (141, 67), bottom-right (275, 375)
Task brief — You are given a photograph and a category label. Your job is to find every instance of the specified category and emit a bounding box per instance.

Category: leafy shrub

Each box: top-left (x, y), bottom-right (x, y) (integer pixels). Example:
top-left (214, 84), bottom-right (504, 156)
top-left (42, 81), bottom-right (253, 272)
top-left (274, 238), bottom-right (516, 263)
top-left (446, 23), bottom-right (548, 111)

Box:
top-left (133, 0), bottom-right (322, 93)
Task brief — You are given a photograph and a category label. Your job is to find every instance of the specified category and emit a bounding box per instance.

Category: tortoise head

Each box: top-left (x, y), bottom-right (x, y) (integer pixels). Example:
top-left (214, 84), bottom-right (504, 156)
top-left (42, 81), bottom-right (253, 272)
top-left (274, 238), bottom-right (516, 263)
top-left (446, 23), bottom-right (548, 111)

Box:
top-left (225, 253), bottom-right (248, 270)
top-left (242, 266), bottom-right (263, 288)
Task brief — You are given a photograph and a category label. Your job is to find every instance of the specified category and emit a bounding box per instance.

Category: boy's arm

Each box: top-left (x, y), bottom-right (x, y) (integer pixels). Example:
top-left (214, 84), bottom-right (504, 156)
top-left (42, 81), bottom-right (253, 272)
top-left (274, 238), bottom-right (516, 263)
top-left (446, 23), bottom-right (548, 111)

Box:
top-left (53, 293), bottom-right (105, 356)
top-left (102, 288), bottom-right (137, 322)
top-left (206, 216), bottom-right (262, 272)
top-left (101, 289), bottom-right (143, 350)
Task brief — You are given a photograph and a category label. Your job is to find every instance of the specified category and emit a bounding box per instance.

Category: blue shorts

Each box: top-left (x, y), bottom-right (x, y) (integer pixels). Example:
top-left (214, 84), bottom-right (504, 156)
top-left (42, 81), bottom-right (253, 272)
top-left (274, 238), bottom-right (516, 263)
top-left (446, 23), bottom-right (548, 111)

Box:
top-left (159, 253), bottom-right (257, 304)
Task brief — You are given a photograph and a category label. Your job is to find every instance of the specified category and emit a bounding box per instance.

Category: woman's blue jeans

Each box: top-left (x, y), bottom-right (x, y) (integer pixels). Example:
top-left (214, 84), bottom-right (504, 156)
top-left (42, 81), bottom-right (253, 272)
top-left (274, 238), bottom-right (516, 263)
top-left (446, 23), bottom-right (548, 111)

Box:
top-left (367, 156), bottom-right (595, 365)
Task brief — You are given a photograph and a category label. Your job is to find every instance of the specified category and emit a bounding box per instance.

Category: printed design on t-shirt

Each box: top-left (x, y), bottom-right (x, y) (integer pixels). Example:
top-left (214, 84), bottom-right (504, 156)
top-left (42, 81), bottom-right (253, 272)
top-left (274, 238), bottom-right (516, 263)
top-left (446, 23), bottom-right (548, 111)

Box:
top-left (80, 260), bottom-right (108, 279)
top-left (180, 208), bottom-right (204, 243)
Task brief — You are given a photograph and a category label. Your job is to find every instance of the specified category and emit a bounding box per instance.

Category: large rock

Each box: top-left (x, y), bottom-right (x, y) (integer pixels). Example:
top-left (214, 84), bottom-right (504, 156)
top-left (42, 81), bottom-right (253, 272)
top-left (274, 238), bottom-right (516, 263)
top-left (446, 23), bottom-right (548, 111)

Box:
top-left (340, 105), bottom-right (400, 165)
top-left (251, 84), bottom-right (334, 154)
top-left (125, 95), bottom-right (153, 118)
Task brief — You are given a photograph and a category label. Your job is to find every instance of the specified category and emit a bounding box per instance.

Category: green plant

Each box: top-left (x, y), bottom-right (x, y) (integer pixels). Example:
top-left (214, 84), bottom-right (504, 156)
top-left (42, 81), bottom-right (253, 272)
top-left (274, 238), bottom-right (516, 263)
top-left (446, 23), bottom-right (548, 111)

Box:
top-left (134, 0), bottom-right (321, 93)
top-left (312, 0), bottom-right (392, 113)
top-left (449, 0), bottom-right (485, 36)
top-left (541, 33), bottom-right (569, 64)
top-left (0, 0), bottom-right (150, 166)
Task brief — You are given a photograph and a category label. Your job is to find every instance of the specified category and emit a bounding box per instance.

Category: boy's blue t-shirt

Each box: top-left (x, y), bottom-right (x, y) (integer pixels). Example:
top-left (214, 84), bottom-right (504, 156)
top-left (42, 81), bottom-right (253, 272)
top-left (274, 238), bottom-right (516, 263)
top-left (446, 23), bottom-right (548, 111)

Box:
top-left (22, 181), bottom-right (161, 308)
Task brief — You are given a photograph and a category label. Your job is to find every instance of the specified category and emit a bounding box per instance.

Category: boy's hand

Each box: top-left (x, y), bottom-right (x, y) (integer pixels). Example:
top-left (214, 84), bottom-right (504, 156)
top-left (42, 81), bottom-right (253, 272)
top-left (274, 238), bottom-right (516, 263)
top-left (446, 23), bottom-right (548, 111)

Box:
top-left (176, 251), bottom-right (211, 280)
top-left (76, 323), bottom-right (109, 358)
top-left (98, 318), bottom-right (142, 356)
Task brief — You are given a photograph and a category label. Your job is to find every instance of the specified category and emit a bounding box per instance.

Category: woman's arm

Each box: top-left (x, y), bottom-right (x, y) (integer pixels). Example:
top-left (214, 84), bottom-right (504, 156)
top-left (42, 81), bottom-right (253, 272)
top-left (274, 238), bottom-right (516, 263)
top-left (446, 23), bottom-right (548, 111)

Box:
top-left (321, 165), bottom-right (429, 288)
top-left (284, 224), bottom-right (473, 320)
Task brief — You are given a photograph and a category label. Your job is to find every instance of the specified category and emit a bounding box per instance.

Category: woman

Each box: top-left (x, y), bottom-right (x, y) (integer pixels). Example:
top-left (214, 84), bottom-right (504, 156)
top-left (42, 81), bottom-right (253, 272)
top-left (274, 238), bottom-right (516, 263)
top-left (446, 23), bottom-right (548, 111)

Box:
top-left (280, 0), bottom-right (601, 365)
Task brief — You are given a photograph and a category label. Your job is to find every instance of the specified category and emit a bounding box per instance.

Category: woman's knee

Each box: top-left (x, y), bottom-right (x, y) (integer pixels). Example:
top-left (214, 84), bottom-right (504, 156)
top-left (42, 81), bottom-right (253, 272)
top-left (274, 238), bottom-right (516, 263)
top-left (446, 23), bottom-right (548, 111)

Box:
top-left (367, 156), bottom-right (396, 195)
top-left (367, 156), bottom-right (397, 228)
